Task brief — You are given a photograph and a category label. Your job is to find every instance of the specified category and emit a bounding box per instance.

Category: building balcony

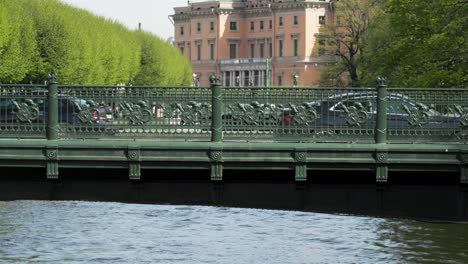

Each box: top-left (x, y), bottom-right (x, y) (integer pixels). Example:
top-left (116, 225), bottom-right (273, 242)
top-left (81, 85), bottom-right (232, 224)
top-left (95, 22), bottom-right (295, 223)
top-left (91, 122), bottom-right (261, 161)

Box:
top-left (273, 56), bottom-right (336, 64)
top-left (192, 60), bottom-right (217, 66)
top-left (219, 58), bottom-right (270, 65)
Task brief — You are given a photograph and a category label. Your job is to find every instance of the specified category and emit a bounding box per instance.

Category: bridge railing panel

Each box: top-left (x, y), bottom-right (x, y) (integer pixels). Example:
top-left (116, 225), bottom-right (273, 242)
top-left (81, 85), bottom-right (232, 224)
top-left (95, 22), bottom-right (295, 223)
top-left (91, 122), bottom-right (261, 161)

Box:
top-left (386, 88), bottom-right (468, 143)
top-left (57, 85), bottom-right (212, 140)
top-left (1, 81), bottom-right (467, 144)
top-left (0, 85), bottom-right (47, 138)
top-left (222, 87), bottom-right (376, 142)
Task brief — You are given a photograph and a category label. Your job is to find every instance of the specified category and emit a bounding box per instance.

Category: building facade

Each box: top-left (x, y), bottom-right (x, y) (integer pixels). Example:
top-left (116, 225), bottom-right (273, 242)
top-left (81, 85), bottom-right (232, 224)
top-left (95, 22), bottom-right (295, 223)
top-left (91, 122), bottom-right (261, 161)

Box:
top-left (171, 0), bottom-right (335, 87)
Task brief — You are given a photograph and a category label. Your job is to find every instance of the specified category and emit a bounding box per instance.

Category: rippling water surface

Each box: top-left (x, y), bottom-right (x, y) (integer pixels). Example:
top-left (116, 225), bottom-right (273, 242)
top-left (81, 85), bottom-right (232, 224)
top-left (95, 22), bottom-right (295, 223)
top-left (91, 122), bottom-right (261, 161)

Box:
top-left (0, 201), bottom-right (467, 263)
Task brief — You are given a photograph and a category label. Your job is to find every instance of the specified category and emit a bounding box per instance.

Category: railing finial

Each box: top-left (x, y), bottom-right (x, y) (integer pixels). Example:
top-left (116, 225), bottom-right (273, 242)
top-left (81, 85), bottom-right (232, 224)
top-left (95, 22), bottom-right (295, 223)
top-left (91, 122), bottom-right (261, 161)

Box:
top-left (376, 76), bottom-right (387, 87)
top-left (46, 72), bottom-right (58, 84)
top-left (209, 75), bottom-right (221, 86)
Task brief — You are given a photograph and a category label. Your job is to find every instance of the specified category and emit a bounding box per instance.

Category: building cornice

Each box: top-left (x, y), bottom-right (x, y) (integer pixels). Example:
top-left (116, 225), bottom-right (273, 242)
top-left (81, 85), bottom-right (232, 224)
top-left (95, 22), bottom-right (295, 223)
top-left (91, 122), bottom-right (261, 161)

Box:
top-left (272, 2), bottom-right (330, 11)
top-left (172, 2), bottom-right (331, 22)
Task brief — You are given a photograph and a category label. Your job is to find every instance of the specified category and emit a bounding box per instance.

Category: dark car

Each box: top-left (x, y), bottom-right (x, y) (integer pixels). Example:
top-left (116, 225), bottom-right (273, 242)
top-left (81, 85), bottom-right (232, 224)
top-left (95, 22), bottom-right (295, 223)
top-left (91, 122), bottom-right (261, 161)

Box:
top-left (278, 92), bottom-right (460, 130)
top-left (0, 93), bottom-right (112, 125)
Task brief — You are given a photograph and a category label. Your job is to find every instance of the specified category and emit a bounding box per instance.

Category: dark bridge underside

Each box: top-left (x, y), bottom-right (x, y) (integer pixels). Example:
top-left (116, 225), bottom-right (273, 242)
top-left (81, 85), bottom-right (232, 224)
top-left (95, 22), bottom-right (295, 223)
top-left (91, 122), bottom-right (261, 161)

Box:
top-left (0, 168), bottom-right (466, 221)
top-left (0, 140), bottom-right (467, 221)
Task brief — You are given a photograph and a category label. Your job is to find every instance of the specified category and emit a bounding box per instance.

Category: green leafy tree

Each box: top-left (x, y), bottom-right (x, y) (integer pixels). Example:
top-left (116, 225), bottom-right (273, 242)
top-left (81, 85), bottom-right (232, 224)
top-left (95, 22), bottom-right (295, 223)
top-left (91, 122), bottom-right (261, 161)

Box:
top-left (133, 30), bottom-right (191, 86)
top-left (0, 0), bottom-right (190, 85)
top-left (361, 0), bottom-right (468, 87)
top-left (319, 0), bottom-right (382, 87)
top-left (0, 0), bottom-right (40, 83)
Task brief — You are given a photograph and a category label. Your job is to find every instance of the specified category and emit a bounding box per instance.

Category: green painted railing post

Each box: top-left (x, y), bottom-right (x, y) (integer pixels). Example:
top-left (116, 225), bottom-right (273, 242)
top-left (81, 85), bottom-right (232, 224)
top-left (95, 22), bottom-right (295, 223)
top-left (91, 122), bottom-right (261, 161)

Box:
top-left (210, 75), bottom-right (223, 143)
top-left (375, 77), bottom-right (388, 183)
top-left (375, 77), bottom-right (387, 144)
top-left (47, 73), bottom-right (59, 141)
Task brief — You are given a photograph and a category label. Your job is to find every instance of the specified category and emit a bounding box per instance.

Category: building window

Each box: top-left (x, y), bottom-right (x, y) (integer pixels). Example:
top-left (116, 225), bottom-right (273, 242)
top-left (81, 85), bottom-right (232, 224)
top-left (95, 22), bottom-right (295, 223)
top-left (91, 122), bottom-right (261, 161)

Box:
top-left (278, 75), bottom-right (282, 86)
top-left (260, 21), bottom-right (264, 30)
top-left (210, 43), bottom-right (215, 60)
top-left (279, 17), bottom-right (283, 27)
top-left (250, 21), bottom-right (255, 31)
top-left (229, 43), bottom-right (237, 59)
top-left (294, 16), bottom-right (298, 25)
top-left (180, 26), bottom-right (184, 35)
top-left (259, 43), bottom-right (264, 58)
top-left (293, 39), bottom-right (298, 57)
top-left (269, 20), bottom-right (272, 30)
top-left (230, 21), bottom-right (238, 31)
top-left (319, 16), bottom-right (326, 25)
top-left (210, 21), bottom-right (214, 31)
top-left (250, 43), bottom-right (255, 58)
top-left (179, 46), bottom-right (184, 54)
top-left (197, 22), bottom-right (201, 32)
top-left (279, 39), bottom-right (283, 57)
top-left (197, 44), bottom-right (201, 61)
top-left (269, 42), bottom-right (273, 58)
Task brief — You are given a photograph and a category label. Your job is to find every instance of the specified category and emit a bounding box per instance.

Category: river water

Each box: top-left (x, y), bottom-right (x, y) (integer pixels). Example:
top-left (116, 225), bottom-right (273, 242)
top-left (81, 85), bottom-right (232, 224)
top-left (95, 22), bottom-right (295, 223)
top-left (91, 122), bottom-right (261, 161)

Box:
top-left (0, 201), bottom-right (466, 264)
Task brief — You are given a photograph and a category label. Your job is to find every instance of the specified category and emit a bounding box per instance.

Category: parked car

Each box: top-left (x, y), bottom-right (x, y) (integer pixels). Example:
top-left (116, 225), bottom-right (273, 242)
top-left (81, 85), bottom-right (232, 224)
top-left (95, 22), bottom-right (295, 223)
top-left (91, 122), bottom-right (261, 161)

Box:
top-left (278, 92), bottom-right (460, 130)
top-left (0, 92), bottom-right (112, 125)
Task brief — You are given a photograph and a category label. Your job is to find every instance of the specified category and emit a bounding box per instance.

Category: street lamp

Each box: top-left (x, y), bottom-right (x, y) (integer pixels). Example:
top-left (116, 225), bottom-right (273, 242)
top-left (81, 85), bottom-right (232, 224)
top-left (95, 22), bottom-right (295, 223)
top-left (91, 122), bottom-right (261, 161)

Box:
top-left (192, 73), bottom-right (199, 87)
top-left (293, 73), bottom-right (299, 86)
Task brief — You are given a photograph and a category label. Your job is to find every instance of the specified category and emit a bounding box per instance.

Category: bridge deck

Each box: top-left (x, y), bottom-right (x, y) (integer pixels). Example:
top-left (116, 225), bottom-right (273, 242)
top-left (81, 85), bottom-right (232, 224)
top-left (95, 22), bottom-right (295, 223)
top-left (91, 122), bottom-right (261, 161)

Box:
top-left (1, 79), bottom-right (467, 219)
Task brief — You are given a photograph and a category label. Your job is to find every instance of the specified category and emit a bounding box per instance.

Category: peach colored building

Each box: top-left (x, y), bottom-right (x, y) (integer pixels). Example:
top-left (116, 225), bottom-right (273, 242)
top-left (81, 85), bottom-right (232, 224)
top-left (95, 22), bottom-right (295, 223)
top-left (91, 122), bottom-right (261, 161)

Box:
top-left (171, 0), bottom-right (335, 87)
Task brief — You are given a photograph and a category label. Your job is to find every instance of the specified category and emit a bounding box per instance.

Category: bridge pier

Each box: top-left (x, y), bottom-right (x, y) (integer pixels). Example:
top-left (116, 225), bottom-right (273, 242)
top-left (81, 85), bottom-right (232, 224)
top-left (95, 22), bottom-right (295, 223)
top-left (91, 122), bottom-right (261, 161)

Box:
top-left (129, 164), bottom-right (141, 181)
top-left (294, 150), bottom-right (307, 182)
top-left (127, 147), bottom-right (141, 181)
top-left (376, 166), bottom-right (388, 183)
top-left (295, 164), bottom-right (307, 182)
top-left (46, 147), bottom-right (59, 180)
top-left (46, 162), bottom-right (59, 180)
top-left (209, 149), bottom-right (223, 181)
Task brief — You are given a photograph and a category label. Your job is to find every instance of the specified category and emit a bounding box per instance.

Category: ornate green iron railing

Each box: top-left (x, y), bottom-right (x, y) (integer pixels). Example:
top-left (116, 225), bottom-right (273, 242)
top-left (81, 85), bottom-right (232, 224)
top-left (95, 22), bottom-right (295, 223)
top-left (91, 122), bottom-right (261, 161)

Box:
top-left (0, 84), bottom-right (48, 138)
top-left (0, 75), bottom-right (467, 143)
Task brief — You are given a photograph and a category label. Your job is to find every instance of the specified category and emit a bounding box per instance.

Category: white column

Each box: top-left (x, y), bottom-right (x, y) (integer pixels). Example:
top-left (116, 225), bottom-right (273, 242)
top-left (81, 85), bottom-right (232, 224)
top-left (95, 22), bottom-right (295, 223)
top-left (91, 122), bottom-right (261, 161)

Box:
top-left (249, 71), bottom-right (254, 86)
top-left (260, 71), bottom-right (264, 86)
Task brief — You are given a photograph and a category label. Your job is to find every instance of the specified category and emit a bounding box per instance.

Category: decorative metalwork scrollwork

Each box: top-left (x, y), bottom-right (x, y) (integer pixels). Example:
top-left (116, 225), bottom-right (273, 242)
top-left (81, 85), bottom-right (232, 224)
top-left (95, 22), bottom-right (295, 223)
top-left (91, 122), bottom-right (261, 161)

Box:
top-left (209, 151), bottom-right (223, 162)
top-left (118, 101), bottom-right (154, 125)
top-left (294, 152), bottom-right (307, 163)
top-left (46, 149), bottom-right (58, 161)
top-left (127, 150), bottom-right (140, 161)
top-left (12, 99), bottom-right (40, 123)
top-left (76, 100), bottom-right (101, 124)
top-left (451, 105), bottom-right (468, 127)
top-left (287, 103), bottom-right (319, 126)
top-left (341, 102), bottom-right (369, 127)
top-left (375, 152), bottom-right (388, 164)
top-left (173, 101), bottom-right (211, 126)
top-left (403, 103), bottom-right (432, 127)
top-left (226, 101), bottom-right (278, 125)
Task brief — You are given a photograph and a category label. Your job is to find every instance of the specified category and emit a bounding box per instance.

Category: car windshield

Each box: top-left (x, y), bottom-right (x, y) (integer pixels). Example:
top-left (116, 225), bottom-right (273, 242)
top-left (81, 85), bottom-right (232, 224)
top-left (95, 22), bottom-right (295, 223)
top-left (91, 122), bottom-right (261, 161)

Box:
top-left (325, 93), bottom-right (439, 116)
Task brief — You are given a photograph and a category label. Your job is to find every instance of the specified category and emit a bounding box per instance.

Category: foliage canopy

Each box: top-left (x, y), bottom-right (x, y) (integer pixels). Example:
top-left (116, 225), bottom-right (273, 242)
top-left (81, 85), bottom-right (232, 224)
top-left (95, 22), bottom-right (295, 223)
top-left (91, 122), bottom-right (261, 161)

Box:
top-left (320, 0), bottom-right (467, 88)
top-left (0, 0), bottom-right (191, 85)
